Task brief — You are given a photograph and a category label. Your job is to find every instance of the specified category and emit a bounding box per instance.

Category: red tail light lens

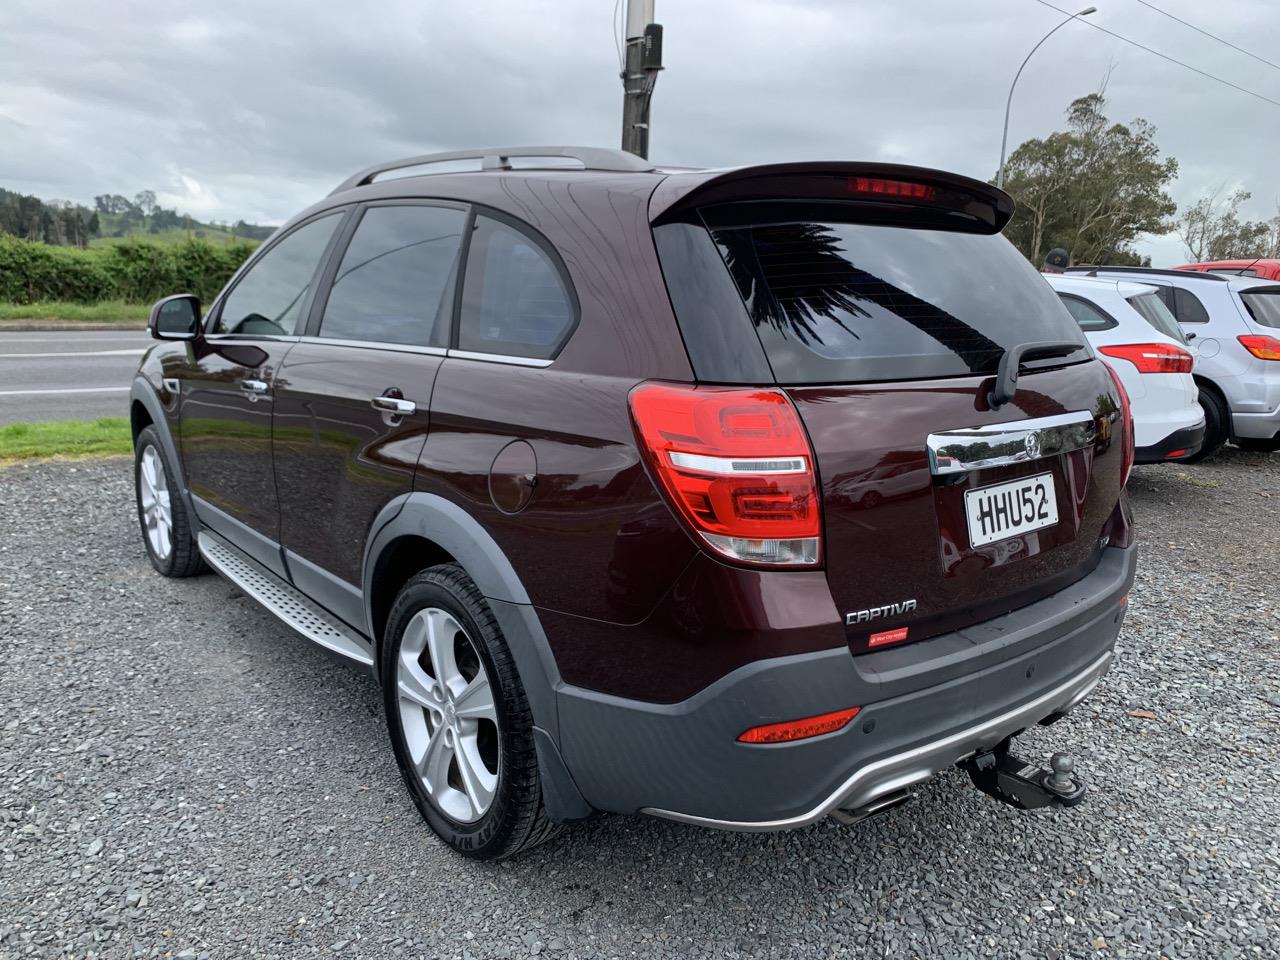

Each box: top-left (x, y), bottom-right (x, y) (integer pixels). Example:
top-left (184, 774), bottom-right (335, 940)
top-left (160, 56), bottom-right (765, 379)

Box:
top-left (1098, 343), bottom-right (1194, 374)
top-left (629, 383), bottom-right (821, 566)
top-left (1238, 335), bottom-right (1280, 361)
top-left (738, 706), bottom-right (860, 744)
top-left (847, 177), bottom-right (936, 201)
top-left (1101, 362), bottom-right (1135, 488)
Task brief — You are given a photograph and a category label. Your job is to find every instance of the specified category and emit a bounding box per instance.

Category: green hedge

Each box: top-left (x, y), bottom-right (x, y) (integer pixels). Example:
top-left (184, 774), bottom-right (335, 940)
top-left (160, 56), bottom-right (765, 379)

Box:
top-left (0, 234), bottom-right (257, 305)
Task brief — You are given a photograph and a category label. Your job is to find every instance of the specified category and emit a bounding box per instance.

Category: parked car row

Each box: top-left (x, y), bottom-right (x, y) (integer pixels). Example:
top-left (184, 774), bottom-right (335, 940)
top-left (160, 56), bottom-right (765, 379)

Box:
top-left (1062, 266), bottom-right (1280, 456)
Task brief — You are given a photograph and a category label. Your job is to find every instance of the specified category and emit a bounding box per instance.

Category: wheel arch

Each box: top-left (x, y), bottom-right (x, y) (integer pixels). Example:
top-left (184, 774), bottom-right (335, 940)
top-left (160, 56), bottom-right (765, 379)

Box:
top-left (362, 493), bottom-right (591, 822)
top-left (1192, 374), bottom-right (1233, 439)
top-left (129, 377), bottom-right (196, 519)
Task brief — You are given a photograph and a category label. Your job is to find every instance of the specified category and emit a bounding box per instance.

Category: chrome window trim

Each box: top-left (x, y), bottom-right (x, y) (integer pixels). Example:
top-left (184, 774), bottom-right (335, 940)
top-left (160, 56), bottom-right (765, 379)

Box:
top-left (926, 409), bottom-right (1097, 477)
top-left (448, 349), bottom-right (553, 368)
top-left (285, 337), bottom-right (549, 365)
top-left (296, 335), bottom-right (447, 357)
top-left (202, 333), bottom-right (301, 344)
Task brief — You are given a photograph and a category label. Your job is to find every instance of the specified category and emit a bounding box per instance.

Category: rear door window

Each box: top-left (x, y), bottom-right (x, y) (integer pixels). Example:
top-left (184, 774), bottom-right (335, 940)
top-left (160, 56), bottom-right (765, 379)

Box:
top-left (456, 214), bottom-right (576, 360)
top-left (319, 204), bottom-right (466, 347)
top-left (1126, 292), bottom-right (1187, 342)
top-left (1240, 289), bottom-right (1280, 329)
top-left (706, 212), bottom-right (1087, 383)
top-left (1173, 287), bottom-right (1210, 323)
top-left (1058, 293), bottom-right (1116, 332)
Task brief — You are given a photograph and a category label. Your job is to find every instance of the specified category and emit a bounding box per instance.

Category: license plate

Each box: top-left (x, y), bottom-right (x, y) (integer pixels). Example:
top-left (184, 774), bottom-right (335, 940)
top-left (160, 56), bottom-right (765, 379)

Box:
top-left (964, 472), bottom-right (1058, 547)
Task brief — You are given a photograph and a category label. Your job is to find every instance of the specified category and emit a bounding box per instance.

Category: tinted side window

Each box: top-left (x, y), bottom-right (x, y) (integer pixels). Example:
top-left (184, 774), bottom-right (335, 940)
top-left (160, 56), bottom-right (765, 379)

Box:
top-left (1240, 290), bottom-right (1280, 329)
top-left (319, 204), bottom-right (466, 347)
top-left (1057, 293), bottom-right (1116, 332)
top-left (215, 213), bottom-right (343, 336)
top-left (1173, 287), bottom-right (1210, 323)
top-left (457, 215), bottom-right (575, 360)
top-left (1127, 292), bottom-right (1186, 342)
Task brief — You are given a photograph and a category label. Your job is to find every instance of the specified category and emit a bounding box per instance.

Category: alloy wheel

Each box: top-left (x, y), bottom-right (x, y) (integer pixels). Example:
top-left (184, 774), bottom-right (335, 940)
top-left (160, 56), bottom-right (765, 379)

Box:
top-left (396, 607), bottom-right (500, 823)
top-left (139, 444), bottom-right (173, 561)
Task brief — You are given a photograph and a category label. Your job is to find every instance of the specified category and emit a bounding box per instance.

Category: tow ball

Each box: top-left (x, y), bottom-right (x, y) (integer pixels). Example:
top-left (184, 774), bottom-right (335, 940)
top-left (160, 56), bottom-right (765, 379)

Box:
top-left (960, 737), bottom-right (1087, 810)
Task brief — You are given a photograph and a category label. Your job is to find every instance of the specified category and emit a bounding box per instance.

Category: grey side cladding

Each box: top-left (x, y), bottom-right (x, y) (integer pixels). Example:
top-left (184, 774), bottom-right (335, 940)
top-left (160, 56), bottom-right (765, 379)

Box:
top-left (129, 377), bottom-right (196, 521)
top-left (361, 493), bottom-right (591, 822)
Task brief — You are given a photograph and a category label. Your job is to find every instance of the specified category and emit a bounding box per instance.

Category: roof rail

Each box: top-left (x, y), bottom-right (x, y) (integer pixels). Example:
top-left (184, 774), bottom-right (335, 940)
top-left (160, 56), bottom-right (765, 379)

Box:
top-left (329, 146), bottom-right (656, 196)
top-left (1064, 265), bottom-right (1230, 282)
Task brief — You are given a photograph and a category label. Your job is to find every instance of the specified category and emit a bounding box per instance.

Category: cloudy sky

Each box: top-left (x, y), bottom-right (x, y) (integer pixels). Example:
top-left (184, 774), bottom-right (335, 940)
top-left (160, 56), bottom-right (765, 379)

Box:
top-left (2, 0), bottom-right (1276, 265)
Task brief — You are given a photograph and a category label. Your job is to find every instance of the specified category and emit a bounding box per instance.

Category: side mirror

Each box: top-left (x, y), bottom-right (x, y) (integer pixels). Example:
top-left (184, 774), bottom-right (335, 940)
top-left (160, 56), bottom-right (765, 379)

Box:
top-left (149, 294), bottom-right (201, 341)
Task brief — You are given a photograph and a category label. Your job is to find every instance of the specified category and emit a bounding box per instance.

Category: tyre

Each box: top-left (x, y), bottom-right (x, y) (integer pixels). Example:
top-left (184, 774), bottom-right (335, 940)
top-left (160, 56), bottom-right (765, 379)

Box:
top-left (134, 426), bottom-right (205, 577)
top-left (1235, 436), bottom-right (1280, 452)
top-left (382, 563), bottom-right (561, 860)
top-left (1183, 387), bottom-right (1228, 463)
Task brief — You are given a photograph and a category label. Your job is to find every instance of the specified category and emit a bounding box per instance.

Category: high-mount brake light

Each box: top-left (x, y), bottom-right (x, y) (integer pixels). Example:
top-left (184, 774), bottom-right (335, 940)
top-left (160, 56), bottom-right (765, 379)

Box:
top-left (1101, 362), bottom-right (1135, 488)
top-left (1238, 334), bottom-right (1280, 361)
top-left (1098, 343), bottom-right (1194, 374)
top-left (629, 383), bottom-right (821, 566)
top-left (737, 706), bottom-right (861, 744)
top-left (847, 177), bottom-right (937, 201)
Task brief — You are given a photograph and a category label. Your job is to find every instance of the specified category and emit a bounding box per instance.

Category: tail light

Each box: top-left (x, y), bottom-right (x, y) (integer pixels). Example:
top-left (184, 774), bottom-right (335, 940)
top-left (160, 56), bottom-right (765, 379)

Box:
top-left (629, 383), bottom-right (821, 566)
top-left (1098, 343), bottom-right (1194, 374)
top-left (1101, 362), bottom-right (1135, 488)
top-left (1238, 335), bottom-right (1280, 361)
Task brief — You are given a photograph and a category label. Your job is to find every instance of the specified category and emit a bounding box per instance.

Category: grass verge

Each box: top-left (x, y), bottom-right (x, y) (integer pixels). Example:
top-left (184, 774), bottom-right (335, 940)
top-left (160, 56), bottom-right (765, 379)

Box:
top-left (0, 300), bottom-right (149, 323)
top-left (0, 418), bottom-right (132, 462)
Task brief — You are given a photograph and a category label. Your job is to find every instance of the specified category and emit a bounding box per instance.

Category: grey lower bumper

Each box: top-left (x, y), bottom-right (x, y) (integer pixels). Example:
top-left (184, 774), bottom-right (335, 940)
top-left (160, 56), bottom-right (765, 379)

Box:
top-left (645, 650), bottom-right (1111, 830)
top-left (555, 545), bottom-right (1135, 828)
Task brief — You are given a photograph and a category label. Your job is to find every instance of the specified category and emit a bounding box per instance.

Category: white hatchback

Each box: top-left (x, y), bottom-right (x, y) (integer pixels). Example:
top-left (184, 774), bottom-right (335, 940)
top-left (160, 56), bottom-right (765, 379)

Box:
top-left (1047, 275), bottom-right (1206, 463)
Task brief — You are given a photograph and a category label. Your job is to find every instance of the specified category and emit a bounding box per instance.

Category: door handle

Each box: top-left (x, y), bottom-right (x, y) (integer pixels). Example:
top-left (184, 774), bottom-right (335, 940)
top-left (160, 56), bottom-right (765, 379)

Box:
top-left (371, 395), bottom-right (417, 416)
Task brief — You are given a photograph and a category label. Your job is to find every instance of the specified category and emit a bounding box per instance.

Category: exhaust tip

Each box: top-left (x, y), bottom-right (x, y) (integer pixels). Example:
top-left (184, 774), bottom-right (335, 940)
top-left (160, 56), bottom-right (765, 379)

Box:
top-left (829, 788), bottom-right (914, 826)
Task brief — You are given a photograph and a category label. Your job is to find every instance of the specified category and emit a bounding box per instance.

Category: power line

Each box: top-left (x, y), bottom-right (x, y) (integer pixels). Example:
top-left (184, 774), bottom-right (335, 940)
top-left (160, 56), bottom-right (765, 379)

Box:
top-left (1030, 0), bottom-right (1280, 110)
top-left (1132, 0), bottom-right (1280, 74)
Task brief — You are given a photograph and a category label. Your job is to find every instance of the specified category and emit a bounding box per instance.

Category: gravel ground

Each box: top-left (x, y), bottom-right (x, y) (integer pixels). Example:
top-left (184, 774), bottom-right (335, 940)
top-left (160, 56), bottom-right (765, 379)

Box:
top-left (1, 450), bottom-right (1277, 960)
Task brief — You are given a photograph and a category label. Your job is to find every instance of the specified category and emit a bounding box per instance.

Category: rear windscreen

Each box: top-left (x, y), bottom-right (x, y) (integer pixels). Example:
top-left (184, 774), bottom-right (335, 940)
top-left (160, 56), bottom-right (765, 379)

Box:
top-left (1240, 289), bottom-right (1280, 329)
top-left (1126, 292), bottom-right (1187, 343)
top-left (706, 212), bottom-right (1087, 384)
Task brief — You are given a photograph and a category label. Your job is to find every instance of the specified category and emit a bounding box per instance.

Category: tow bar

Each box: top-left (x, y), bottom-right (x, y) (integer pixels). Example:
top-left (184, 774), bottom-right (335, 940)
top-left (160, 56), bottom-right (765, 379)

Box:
top-left (960, 736), bottom-right (1087, 810)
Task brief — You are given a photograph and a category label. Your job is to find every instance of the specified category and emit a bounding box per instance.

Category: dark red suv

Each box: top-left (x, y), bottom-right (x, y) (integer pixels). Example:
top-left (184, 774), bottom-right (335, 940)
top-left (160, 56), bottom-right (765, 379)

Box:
top-left (132, 146), bottom-right (1136, 859)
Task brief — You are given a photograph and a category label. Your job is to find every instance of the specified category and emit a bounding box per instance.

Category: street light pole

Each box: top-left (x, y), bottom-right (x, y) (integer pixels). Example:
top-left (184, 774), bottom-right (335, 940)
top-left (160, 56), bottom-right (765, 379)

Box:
top-left (996, 5), bottom-right (1097, 189)
top-left (620, 0), bottom-right (663, 158)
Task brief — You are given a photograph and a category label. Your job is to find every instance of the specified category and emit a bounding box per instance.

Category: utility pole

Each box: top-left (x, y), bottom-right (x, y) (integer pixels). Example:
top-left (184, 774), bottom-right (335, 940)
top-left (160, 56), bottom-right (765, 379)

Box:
top-left (620, 0), bottom-right (663, 159)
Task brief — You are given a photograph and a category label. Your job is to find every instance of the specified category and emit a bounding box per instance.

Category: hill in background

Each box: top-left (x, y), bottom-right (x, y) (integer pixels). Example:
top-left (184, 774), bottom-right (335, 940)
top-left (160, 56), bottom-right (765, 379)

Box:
top-left (0, 187), bottom-right (275, 248)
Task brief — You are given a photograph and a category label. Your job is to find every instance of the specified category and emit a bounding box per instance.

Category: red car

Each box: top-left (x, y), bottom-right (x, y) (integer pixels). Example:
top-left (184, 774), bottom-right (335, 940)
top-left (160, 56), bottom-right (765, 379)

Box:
top-left (132, 147), bottom-right (1135, 859)
top-left (1175, 259), bottom-right (1280, 280)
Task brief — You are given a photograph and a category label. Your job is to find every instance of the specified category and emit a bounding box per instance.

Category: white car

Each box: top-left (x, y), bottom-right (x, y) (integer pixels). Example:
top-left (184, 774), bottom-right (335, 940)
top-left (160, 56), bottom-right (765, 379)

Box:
top-left (1046, 275), bottom-right (1206, 463)
top-left (1066, 267), bottom-right (1280, 455)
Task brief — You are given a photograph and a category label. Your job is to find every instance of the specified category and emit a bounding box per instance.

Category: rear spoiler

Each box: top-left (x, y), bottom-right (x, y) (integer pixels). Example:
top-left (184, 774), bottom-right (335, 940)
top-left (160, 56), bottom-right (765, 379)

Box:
top-left (649, 162), bottom-right (1015, 233)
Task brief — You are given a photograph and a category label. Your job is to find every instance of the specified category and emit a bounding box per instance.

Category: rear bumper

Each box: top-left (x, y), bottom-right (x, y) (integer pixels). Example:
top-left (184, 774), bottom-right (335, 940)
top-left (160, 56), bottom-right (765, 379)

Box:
top-left (555, 544), bottom-right (1136, 828)
top-left (1231, 402), bottom-right (1280, 440)
top-left (1135, 419), bottom-right (1205, 463)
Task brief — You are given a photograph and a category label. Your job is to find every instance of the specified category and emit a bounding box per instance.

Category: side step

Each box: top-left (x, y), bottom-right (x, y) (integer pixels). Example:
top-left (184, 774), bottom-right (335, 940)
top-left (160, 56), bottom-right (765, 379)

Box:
top-left (197, 531), bottom-right (374, 669)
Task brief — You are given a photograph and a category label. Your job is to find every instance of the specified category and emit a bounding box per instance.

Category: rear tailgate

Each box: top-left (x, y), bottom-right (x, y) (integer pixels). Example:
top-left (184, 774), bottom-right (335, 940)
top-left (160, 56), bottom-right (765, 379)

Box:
top-left (652, 165), bottom-right (1127, 653)
top-left (790, 364), bottom-right (1122, 651)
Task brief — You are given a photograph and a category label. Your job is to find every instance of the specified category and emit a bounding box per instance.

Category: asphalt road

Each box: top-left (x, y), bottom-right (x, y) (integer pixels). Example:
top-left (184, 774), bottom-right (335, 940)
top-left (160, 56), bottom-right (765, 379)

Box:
top-left (1, 452), bottom-right (1277, 958)
top-left (0, 331), bottom-right (150, 425)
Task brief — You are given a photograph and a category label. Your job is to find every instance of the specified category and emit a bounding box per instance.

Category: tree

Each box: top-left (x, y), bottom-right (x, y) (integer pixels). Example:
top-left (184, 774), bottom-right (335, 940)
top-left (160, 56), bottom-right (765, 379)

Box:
top-left (1177, 188), bottom-right (1278, 261)
top-left (1000, 94), bottom-right (1177, 266)
top-left (133, 190), bottom-right (158, 216)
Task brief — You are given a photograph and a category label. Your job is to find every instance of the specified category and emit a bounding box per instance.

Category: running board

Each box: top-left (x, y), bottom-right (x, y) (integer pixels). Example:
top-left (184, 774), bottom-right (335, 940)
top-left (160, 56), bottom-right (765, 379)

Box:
top-left (197, 531), bottom-right (374, 669)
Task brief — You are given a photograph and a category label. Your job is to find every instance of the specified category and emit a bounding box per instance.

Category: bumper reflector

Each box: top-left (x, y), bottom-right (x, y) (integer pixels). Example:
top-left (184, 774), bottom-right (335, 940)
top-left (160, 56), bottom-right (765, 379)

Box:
top-left (737, 706), bottom-right (861, 744)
